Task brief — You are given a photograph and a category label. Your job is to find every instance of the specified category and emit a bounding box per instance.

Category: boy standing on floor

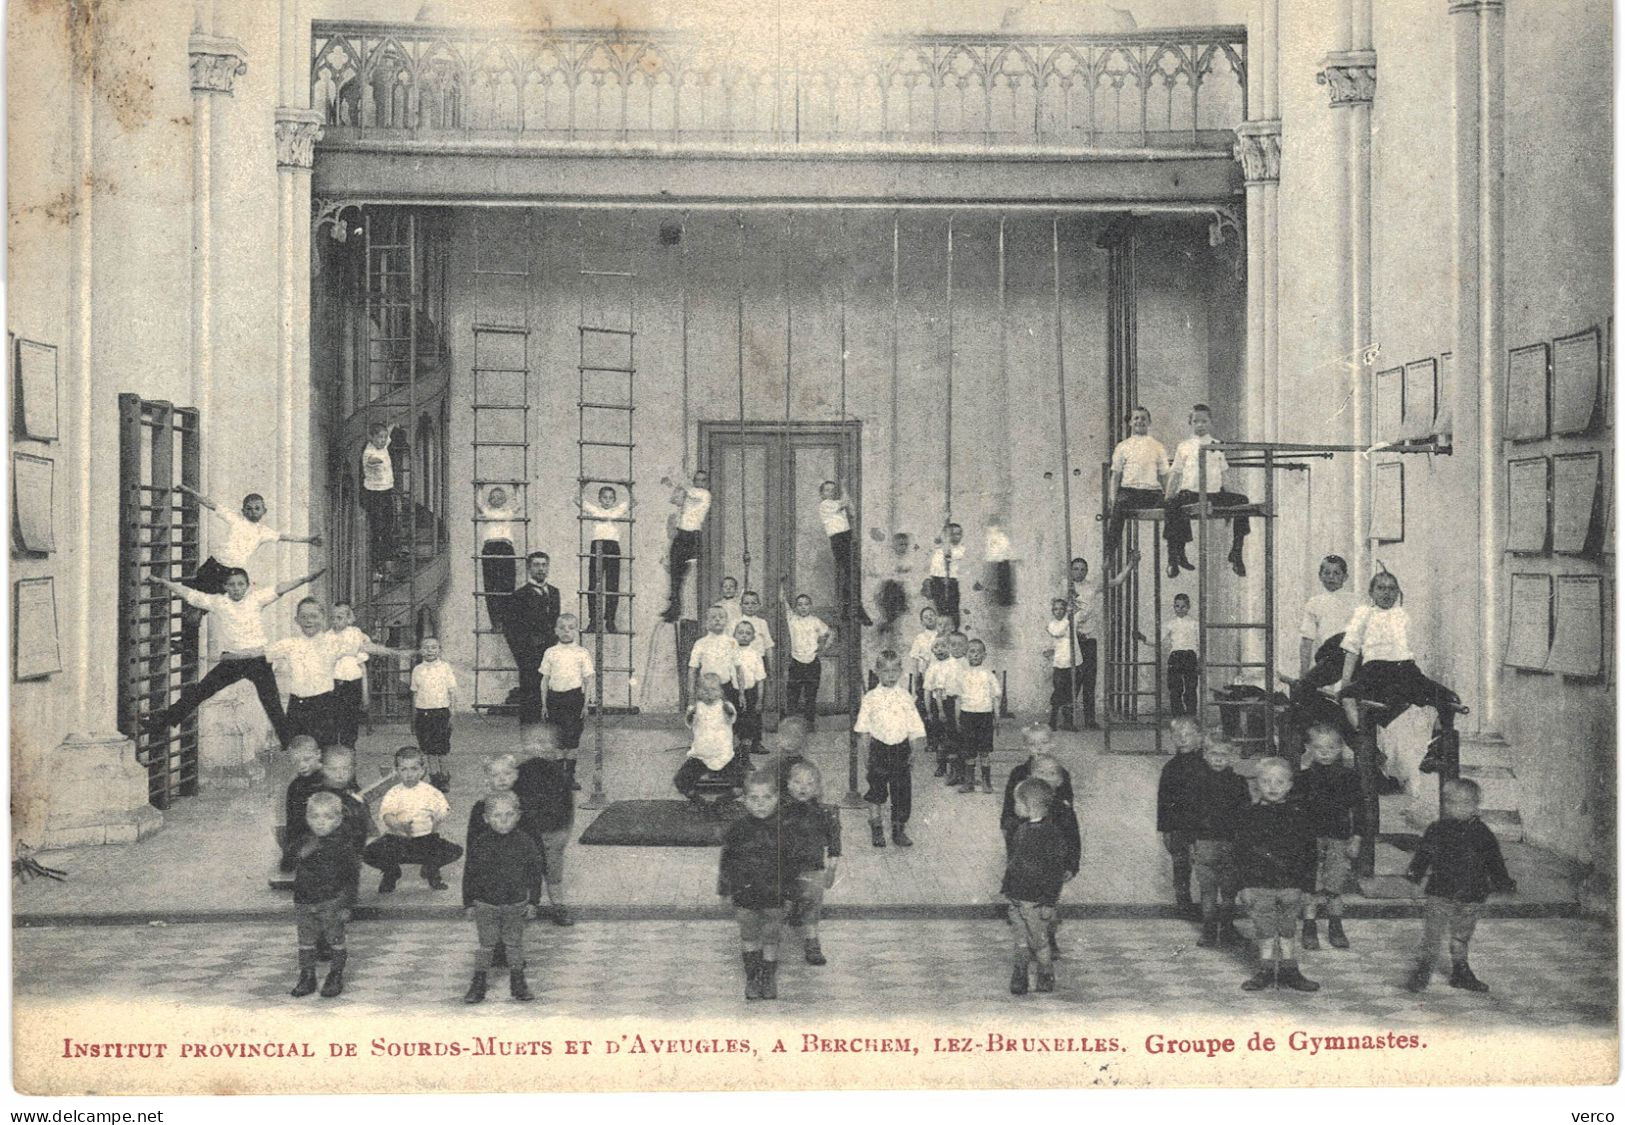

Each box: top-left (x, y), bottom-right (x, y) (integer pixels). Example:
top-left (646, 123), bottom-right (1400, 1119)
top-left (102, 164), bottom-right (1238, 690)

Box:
top-left (689, 605), bottom-right (740, 715)
top-left (265, 598), bottom-right (346, 746)
top-left (1190, 734), bottom-right (1251, 947)
top-left (516, 727), bottom-right (578, 927)
top-left (327, 601), bottom-right (409, 748)
top-left (781, 581), bottom-right (834, 728)
top-left (718, 771), bottom-right (796, 1000)
top-left (783, 760), bottom-right (842, 966)
top-left (922, 636), bottom-right (955, 778)
top-left (409, 638), bottom-right (458, 793)
top-left (1003, 779), bottom-right (1071, 995)
top-left (539, 613), bottom-right (594, 792)
top-left (855, 650), bottom-right (927, 848)
top-left (733, 620), bottom-right (768, 756)
top-left (289, 792), bottom-right (360, 999)
top-left (461, 792), bottom-right (543, 1004)
top-left (1295, 724), bottom-right (1366, 950)
top-left (1154, 716), bottom-right (1206, 915)
top-left (956, 638), bottom-right (1002, 794)
top-left (1235, 758), bottom-right (1320, 993)
top-left (1404, 778), bottom-right (1516, 993)
top-left (1164, 593), bottom-right (1200, 718)
top-left (278, 737), bottom-right (326, 872)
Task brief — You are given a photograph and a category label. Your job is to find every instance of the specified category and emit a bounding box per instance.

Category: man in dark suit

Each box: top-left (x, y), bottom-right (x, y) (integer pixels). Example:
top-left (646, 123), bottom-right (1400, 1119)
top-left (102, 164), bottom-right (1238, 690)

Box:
top-left (504, 550), bottom-right (560, 724)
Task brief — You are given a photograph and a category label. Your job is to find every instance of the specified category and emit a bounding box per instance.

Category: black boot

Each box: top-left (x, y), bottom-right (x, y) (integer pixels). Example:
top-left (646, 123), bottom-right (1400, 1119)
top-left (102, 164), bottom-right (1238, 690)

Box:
top-left (1228, 547), bottom-right (1246, 577)
top-left (1241, 962), bottom-right (1276, 991)
top-left (980, 765), bottom-right (993, 793)
top-left (1276, 961), bottom-right (1320, 992)
top-left (1197, 919), bottom-right (1220, 948)
top-left (1034, 964), bottom-right (1055, 993)
top-left (1449, 962), bottom-right (1489, 993)
top-left (1048, 706), bottom-right (1060, 732)
top-left (315, 936), bottom-right (333, 962)
top-left (933, 752), bottom-right (947, 778)
top-left (804, 938), bottom-right (826, 966)
top-left (490, 942), bottom-right (508, 969)
top-left (1405, 961), bottom-right (1433, 993)
top-left (319, 950), bottom-right (347, 998)
top-left (1326, 917), bottom-right (1350, 949)
top-left (891, 823), bottom-right (914, 847)
top-left (1301, 918), bottom-right (1321, 951)
top-left (464, 971), bottom-right (488, 1004)
top-left (870, 822), bottom-right (887, 848)
top-left (1010, 959), bottom-right (1030, 995)
top-left (510, 968), bottom-right (535, 1001)
top-left (744, 951), bottom-right (763, 1000)
top-left (291, 951), bottom-right (319, 998)
top-left (758, 959), bottom-right (779, 1000)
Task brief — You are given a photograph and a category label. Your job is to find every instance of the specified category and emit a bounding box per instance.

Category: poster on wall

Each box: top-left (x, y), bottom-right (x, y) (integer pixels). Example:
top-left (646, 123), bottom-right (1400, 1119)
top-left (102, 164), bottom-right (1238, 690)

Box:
top-left (1551, 451), bottom-right (1602, 555)
top-left (1545, 574), bottom-right (1604, 677)
top-left (1505, 573), bottom-right (1553, 670)
top-left (12, 452), bottom-right (54, 554)
top-left (1401, 358), bottom-right (1436, 439)
top-left (1505, 342), bottom-right (1550, 442)
top-left (1373, 366), bottom-right (1404, 442)
top-left (1505, 456), bottom-right (1550, 553)
top-left (13, 337), bottom-right (58, 442)
top-left (13, 576), bottom-right (60, 680)
top-left (1551, 326), bottom-right (1601, 435)
top-left (1370, 461), bottom-right (1403, 541)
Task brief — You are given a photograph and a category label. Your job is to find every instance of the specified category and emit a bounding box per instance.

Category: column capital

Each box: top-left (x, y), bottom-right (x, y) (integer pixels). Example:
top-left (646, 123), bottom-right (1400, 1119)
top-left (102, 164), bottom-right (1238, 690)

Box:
top-left (275, 108), bottom-right (325, 170)
top-left (188, 32), bottom-right (248, 96)
top-left (1233, 119), bottom-right (1282, 184)
top-left (1317, 49), bottom-right (1377, 108)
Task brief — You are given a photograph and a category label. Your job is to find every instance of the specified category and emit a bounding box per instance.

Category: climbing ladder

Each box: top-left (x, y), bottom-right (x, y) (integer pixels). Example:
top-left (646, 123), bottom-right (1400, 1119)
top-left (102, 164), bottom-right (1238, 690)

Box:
top-left (469, 211), bottom-right (533, 714)
top-left (575, 215), bottom-right (639, 716)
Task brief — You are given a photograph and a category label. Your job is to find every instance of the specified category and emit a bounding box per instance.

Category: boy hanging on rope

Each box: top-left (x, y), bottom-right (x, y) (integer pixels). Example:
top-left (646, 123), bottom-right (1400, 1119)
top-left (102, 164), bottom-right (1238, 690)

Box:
top-left (660, 469), bottom-right (711, 623)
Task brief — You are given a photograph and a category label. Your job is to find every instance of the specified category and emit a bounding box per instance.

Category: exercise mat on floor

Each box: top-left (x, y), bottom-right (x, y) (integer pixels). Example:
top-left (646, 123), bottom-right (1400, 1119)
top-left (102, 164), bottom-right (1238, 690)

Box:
top-left (577, 799), bottom-right (742, 847)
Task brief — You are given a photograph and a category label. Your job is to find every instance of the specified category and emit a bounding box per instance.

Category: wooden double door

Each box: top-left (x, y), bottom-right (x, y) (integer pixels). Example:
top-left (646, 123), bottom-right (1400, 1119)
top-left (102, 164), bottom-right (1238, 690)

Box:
top-left (699, 421), bottom-right (862, 716)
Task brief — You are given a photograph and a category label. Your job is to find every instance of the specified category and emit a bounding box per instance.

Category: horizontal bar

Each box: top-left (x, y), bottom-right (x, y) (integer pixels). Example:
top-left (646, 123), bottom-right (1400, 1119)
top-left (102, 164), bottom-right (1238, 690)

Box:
top-left (1202, 622), bottom-right (1268, 630)
top-left (578, 365), bottom-right (637, 374)
top-left (580, 326), bottom-right (637, 336)
top-left (579, 400), bottom-right (634, 410)
top-left (471, 324), bottom-right (530, 335)
top-left (579, 440), bottom-right (636, 448)
top-left (579, 269), bottom-right (635, 278)
top-left (472, 269), bottom-right (530, 278)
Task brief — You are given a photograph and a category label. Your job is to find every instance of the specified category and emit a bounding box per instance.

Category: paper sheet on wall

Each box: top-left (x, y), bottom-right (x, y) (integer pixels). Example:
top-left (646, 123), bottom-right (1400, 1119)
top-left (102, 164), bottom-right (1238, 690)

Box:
top-left (1505, 457), bottom-right (1549, 553)
top-left (1374, 366), bottom-right (1403, 442)
top-left (13, 577), bottom-right (60, 681)
top-left (1370, 461), bottom-right (1403, 541)
top-left (1504, 573), bottom-right (1552, 670)
top-left (12, 453), bottom-right (53, 553)
top-left (1552, 327), bottom-right (1601, 434)
top-left (13, 338), bottom-right (57, 441)
top-left (1551, 452), bottom-right (1601, 554)
top-left (1545, 575), bottom-right (1604, 677)
top-left (1506, 343), bottom-right (1550, 441)
top-left (1402, 358), bottom-right (1436, 439)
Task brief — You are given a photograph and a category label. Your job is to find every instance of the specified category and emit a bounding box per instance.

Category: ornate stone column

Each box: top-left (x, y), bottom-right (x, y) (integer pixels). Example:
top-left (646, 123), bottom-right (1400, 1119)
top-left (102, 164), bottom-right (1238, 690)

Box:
top-left (1317, 44), bottom-right (1376, 588)
top-left (1450, 0), bottom-right (1506, 735)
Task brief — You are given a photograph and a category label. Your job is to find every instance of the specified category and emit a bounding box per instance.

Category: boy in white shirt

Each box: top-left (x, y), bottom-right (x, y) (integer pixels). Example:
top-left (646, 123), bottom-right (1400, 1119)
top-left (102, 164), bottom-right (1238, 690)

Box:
top-left (738, 590), bottom-right (775, 667)
top-left (855, 650), bottom-right (927, 848)
top-left (1105, 406), bottom-right (1170, 555)
top-left (477, 484), bottom-right (521, 631)
top-left (921, 636), bottom-right (955, 777)
top-left (906, 605), bottom-right (940, 700)
top-left (364, 746), bottom-right (463, 892)
top-left (409, 638), bottom-right (458, 793)
top-left (1290, 555), bottom-right (1361, 741)
top-left (140, 566), bottom-right (324, 747)
top-left (360, 422), bottom-right (397, 577)
top-left (689, 606), bottom-right (741, 707)
top-left (818, 479), bottom-right (872, 626)
top-left (937, 631), bottom-right (971, 785)
top-left (733, 620), bottom-right (768, 756)
top-left (327, 601), bottom-right (409, 748)
top-left (574, 483), bottom-right (633, 633)
top-left (780, 581), bottom-right (834, 728)
top-left (539, 614), bottom-right (595, 789)
top-left (956, 638), bottom-right (1004, 794)
top-left (1165, 592), bottom-right (1201, 718)
top-left (711, 575), bottom-right (744, 630)
top-left (660, 469), bottom-right (712, 623)
top-left (1164, 403), bottom-right (1252, 579)
top-left (265, 598), bottom-right (349, 747)
top-left (175, 486), bottom-right (321, 594)
top-left (927, 521), bottom-right (967, 629)
top-left (675, 673), bottom-right (741, 808)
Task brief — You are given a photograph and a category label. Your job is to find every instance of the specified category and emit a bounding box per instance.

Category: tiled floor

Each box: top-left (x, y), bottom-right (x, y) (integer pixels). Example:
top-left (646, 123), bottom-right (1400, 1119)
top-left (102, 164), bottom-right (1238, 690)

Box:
top-left (12, 721), bottom-right (1584, 920)
top-left (13, 916), bottom-right (1616, 1028)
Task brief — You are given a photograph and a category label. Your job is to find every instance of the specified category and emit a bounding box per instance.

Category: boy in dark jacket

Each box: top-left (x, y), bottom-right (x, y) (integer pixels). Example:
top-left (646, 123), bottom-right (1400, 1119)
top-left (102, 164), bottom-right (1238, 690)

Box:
top-left (278, 737), bottom-right (326, 872)
top-left (290, 792), bottom-right (361, 999)
top-left (1295, 724), bottom-right (1367, 950)
top-left (719, 771), bottom-right (799, 1000)
top-left (461, 792), bottom-right (546, 1004)
top-left (1000, 725), bottom-right (1076, 840)
top-left (783, 760), bottom-right (842, 966)
top-left (1404, 778), bottom-right (1516, 993)
top-left (1155, 717), bottom-right (1205, 914)
top-left (1002, 778), bottom-right (1071, 995)
top-left (516, 728), bottom-right (577, 926)
top-left (1234, 757), bottom-right (1319, 993)
top-left (1189, 735), bottom-right (1251, 947)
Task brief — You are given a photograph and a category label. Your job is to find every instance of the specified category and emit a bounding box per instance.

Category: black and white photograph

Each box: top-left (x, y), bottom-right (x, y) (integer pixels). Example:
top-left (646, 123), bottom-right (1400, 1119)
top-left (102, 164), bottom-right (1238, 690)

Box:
top-left (6, 0), bottom-right (1618, 1100)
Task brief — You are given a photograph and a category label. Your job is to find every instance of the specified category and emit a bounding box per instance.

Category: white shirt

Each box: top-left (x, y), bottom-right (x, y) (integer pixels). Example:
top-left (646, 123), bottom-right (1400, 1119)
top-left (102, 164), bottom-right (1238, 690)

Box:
top-left (1071, 581), bottom-right (1104, 637)
top-left (736, 648), bottom-right (767, 692)
top-left (939, 656), bottom-right (969, 697)
top-left (689, 632), bottom-right (741, 683)
top-left (211, 509), bottom-right (281, 569)
top-left (785, 614), bottom-right (832, 663)
top-left (1047, 615), bottom-right (1085, 668)
top-left (1300, 589), bottom-right (1360, 648)
top-left (539, 643), bottom-right (594, 692)
top-left (476, 495), bottom-right (518, 544)
top-left (1111, 434), bottom-right (1170, 491)
top-left (923, 656), bottom-right (956, 696)
top-left (179, 586), bottom-right (277, 652)
top-left (675, 485), bottom-right (712, 532)
top-left (686, 698), bottom-right (736, 770)
top-left (740, 614), bottom-right (774, 658)
top-left (1165, 616), bottom-right (1200, 653)
top-left (818, 498), bottom-right (851, 537)
top-left (1341, 605), bottom-right (1414, 663)
top-left (1170, 434), bottom-right (1229, 494)
top-left (958, 666), bottom-right (1002, 714)
top-left (854, 684), bottom-right (927, 746)
top-left (410, 660), bottom-right (458, 709)
top-left (712, 596), bottom-right (744, 630)
top-left (361, 442), bottom-right (393, 492)
top-left (582, 497), bottom-right (629, 543)
top-left (266, 632), bottom-right (346, 698)
top-left (329, 625), bottom-right (372, 682)
top-left (929, 543), bottom-right (966, 579)
top-left (906, 630), bottom-right (938, 676)
top-left (379, 781), bottom-right (449, 837)
top-left (985, 526), bottom-right (1012, 563)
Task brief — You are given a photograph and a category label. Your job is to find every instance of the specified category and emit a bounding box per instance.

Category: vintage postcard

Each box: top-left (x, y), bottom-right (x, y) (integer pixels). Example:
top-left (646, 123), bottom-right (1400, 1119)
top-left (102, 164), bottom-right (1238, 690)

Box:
top-left (7, 0), bottom-right (1617, 1098)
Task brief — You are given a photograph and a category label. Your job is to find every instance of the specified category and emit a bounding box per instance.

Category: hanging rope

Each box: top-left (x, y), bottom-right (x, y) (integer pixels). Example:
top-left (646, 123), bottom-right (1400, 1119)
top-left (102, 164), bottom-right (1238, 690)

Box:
top-left (736, 212), bottom-right (751, 593)
top-left (780, 211), bottom-right (795, 719)
top-left (945, 213), bottom-right (956, 526)
top-left (889, 212), bottom-right (901, 534)
top-left (680, 210), bottom-right (690, 469)
top-left (1053, 216), bottom-right (1080, 711)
